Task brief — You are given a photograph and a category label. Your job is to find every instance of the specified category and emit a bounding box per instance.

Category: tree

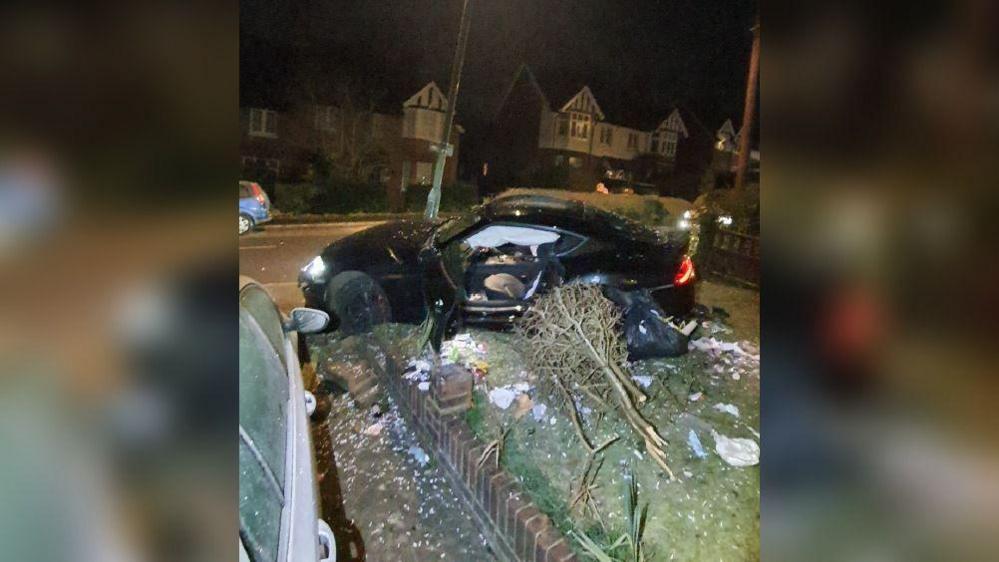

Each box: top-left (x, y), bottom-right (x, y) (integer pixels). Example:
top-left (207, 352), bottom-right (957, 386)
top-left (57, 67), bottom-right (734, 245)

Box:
top-left (307, 81), bottom-right (388, 183)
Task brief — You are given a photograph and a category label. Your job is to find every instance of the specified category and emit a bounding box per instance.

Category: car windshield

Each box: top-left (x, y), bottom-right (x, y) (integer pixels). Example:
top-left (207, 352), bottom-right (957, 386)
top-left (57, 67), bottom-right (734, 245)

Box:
top-left (435, 212), bottom-right (480, 245)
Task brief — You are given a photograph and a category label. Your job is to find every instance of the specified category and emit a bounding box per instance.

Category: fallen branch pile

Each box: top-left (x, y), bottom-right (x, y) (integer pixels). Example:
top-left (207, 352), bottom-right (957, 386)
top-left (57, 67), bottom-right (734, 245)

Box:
top-left (517, 284), bottom-right (675, 479)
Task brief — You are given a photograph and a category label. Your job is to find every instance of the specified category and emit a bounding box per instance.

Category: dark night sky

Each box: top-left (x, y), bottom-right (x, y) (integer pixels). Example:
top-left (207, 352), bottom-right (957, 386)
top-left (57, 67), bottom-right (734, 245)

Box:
top-left (240, 0), bottom-right (757, 144)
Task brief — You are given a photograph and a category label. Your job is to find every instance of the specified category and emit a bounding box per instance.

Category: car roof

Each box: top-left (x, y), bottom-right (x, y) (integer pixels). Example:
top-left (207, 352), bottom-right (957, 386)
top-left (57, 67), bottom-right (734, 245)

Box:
top-left (483, 194), bottom-right (659, 242)
top-left (483, 194), bottom-right (586, 219)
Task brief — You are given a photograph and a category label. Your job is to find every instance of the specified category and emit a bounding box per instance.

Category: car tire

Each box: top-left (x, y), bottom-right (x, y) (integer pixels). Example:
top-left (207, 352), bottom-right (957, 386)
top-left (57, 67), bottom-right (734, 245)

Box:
top-left (239, 213), bottom-right (254, 236)
top-left (325, 271), bottom-right (392, 334)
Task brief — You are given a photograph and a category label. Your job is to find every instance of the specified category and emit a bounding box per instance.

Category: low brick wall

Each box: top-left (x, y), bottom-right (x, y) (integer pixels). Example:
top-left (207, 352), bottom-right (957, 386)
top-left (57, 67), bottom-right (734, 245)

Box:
top-left (362, 345), bottom-right (577, 562)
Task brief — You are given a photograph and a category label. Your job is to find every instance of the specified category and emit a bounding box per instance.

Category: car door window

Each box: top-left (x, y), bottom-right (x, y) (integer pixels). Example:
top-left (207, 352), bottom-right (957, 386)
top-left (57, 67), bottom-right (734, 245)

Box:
top-left (240, 285), bottom-right (286, 364)
top-left (239, 309), bottom-right (289, 562)
top-left (239, 437), bottom-right (283, 562)
top-left (239, 310), bottom-right (288, 486)
top-left (239, 183), bottom-right (252, 198)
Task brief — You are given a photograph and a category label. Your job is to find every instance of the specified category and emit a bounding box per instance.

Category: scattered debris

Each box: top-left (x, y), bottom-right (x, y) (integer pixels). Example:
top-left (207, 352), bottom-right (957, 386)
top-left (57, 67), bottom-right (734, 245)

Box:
top-left (689, 337), bottom-right (744, 355)
top-left (364, 422), bottom-right (384, 436)
top-left (711, 430), bottom-right (760, 467)
top-left (713, 403), bottom-right (740, 418)
top-left (407, 445), bottom-right (430, 467)
top-left (631, 375), bottom-right (653, 388)
top-left (487, 387), bottom-right (517, 410)
top-left (687, 429), bottom-right (708, 459)
top-left (442, 333), bottom-right (490, 377)
top-left (487, 382), bottom-right (531, 411)
top-left (418, 381), bottom-right (430, 392)
top-left (531, 403), bottom-right (548, 422)
top-left (403, 359), bottom-right (432, 383)
top-left (512, 394), bottom-right (534, 419)
top-left (688, 392), bottom-right (703, 402)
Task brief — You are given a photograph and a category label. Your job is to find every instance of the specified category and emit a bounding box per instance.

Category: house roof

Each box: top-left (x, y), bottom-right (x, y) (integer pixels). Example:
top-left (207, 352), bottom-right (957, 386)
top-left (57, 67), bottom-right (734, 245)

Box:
top-left (510, 64), bottom-right (711, 135)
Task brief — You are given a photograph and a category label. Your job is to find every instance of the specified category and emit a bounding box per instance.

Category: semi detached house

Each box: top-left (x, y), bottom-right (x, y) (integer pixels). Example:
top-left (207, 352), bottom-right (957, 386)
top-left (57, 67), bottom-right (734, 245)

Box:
top-left (482, 64), bottom-right (713, 195)
top-left (239, 81), bottom-right (462, 205)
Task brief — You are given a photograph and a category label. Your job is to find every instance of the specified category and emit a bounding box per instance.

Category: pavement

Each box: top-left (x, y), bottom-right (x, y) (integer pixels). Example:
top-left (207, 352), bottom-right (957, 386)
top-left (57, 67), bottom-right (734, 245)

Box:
top-left (238, 222), bottom-right (383, 313)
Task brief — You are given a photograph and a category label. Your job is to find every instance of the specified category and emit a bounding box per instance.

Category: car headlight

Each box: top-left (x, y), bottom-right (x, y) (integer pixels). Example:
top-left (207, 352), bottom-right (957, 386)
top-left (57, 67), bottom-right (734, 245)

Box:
top-left (301, 256), bottom-right (327, 282)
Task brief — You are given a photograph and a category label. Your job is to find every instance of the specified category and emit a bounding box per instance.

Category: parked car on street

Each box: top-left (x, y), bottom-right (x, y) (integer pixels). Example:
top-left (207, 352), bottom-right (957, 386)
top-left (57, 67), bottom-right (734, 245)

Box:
top-left (240, 181), bottom-right (272, 235)
top-left (239, 277), bottom-right (336, 562)
top-left (299, 194), bottom-right (696, 353)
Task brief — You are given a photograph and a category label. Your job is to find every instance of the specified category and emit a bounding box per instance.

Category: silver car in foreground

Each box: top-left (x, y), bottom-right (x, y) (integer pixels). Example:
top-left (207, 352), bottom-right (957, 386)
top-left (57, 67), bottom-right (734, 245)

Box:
top-left (238, 277), bottom-right (336, 562)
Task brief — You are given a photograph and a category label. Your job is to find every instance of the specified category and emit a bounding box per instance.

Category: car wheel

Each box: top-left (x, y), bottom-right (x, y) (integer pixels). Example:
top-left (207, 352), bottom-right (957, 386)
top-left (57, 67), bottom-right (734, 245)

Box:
top-left (238, 213), bottom-right (254, 235)
top-left (326, 271), bottom-right (392, 334)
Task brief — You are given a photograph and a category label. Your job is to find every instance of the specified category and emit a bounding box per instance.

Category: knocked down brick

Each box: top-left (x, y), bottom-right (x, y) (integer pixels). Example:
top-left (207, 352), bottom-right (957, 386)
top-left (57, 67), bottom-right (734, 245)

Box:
top-left (320, 358), bottom-right (380, 407)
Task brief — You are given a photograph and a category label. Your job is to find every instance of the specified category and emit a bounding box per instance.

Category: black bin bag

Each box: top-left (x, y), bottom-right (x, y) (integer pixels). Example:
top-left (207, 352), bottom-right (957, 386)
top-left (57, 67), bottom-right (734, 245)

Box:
top-left (620, 290), bottom-right (689, 359)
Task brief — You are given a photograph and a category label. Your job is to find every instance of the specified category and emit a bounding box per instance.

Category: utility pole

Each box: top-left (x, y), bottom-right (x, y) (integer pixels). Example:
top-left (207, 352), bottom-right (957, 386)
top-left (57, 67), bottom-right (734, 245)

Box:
top-left (734, 17), bottom-right (759, 191)
top-left (425, 0), bottom-right (473, 220)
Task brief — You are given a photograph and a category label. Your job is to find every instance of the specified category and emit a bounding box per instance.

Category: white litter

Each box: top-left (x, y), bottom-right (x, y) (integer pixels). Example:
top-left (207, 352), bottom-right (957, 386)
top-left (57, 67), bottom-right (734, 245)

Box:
top-left (363, 422), bottom-right (383, 436)
top-left (687, 429), bottom-right (707, 459)
top-left (407, 445), bottom-right (430, 467)
top-left (488, 387), bottom-right (518, 410)
top-left (632, 375), bottom-right (653, 388)
top-left (688, 392), bottom-right (703, 402)
top-left (711, 430), bottom-right (759, 467)
top-left (417, 381), bottom-right (430, 392)
top-left (689, 337), bottom-right (755, 357)
top-left (550, 416), bottom-right (557, 426)
top-left (531, 403), bottom-right (548, 422)
top-left (713, 403), bottom-right (740, 418)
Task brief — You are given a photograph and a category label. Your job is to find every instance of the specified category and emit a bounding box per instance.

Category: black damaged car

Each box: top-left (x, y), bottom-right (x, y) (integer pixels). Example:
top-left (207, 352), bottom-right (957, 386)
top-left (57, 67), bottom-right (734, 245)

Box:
top-left (299, 194), bottom-right (696, 353)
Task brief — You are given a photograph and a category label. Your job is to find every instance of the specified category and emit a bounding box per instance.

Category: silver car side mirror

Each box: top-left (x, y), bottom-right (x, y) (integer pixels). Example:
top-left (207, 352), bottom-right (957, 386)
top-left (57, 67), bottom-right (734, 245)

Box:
top-left (285, 307), bottom-right (329, 334)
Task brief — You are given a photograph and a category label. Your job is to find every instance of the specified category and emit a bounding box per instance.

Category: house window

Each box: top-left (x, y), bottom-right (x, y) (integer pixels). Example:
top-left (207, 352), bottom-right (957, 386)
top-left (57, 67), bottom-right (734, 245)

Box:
top-left (414, 161), bottom-right (434, 185)
top-left (569, 112), bottom-right (590, 140)
top-left (556, 116), bottom-right (569, 137)
top-left (664, 131), bottom-right (678, 157)
top-left (599, 126), bottom-right (613, 145)
top-left (249, 108), bottom-right (278, 138)
top-left (567, 156), bottom-right (583, 168)
top-left (650, 134), bottom-right (659, 154)
top-left (554, 154), bottom-right (565, 166)
top-left (627, 133), bottom-right (638, 149)
top-left (315, 106), bottom-right (337, 132)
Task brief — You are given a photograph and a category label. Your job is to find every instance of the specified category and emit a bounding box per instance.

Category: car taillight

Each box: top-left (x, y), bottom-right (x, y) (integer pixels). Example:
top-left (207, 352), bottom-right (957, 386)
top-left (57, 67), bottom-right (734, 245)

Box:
top-left (674, 255), bottom-right (695, 286)
top-left (255, 192), bottom-right (266, 206)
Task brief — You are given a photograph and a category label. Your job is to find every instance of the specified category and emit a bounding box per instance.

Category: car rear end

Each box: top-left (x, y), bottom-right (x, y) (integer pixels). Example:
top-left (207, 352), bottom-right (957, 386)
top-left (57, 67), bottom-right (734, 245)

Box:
top-left (239, 180), bottom-right (272, 225)
top-left (649, 252), bottom-right (696, 315)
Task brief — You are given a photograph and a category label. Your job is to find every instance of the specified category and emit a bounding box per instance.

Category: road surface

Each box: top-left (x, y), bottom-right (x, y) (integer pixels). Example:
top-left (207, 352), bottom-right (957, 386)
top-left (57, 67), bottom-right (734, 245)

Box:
top-left (239, 222), bottom-right (382, 312)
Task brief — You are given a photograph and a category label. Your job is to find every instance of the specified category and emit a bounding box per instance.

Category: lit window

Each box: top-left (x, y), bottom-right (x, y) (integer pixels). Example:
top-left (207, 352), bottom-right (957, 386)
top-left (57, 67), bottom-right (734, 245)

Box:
top-left (627, 133), bottom-right (638, 149)
top-left (249, 109), bottom-right (278, 138)
top-left (599, 127), bottom-right (613, 145)
top-left (568, 156), bottom-right (583, 168)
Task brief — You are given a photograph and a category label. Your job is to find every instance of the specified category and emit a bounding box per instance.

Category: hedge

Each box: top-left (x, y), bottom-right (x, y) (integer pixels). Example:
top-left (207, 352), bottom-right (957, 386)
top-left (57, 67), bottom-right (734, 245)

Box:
top-left (274, 181), bottom-right (478, 215)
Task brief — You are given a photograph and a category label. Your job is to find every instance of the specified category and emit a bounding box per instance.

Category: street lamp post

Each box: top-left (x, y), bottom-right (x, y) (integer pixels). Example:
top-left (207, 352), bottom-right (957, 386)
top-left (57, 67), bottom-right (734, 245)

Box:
top-left (425, 0), bottom-right (473, 220)
top-left (734, 17), bottom-right (759, 191)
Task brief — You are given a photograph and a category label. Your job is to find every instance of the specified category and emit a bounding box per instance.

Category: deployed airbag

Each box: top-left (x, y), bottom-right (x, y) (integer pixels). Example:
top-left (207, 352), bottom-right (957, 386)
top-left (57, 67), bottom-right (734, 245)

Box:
top-left (465, 225), bottom-right (560, 249)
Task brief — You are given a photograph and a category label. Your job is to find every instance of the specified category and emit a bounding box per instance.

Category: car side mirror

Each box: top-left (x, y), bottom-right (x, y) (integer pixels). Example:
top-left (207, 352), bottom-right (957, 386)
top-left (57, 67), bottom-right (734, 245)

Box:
top-left (284, 307), bottom-right (329, 334)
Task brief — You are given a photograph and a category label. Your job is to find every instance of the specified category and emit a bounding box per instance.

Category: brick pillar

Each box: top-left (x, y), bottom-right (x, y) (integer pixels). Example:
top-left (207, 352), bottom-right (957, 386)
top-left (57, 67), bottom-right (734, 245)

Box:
top-left (431, 363), bottom-right (473, 416)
